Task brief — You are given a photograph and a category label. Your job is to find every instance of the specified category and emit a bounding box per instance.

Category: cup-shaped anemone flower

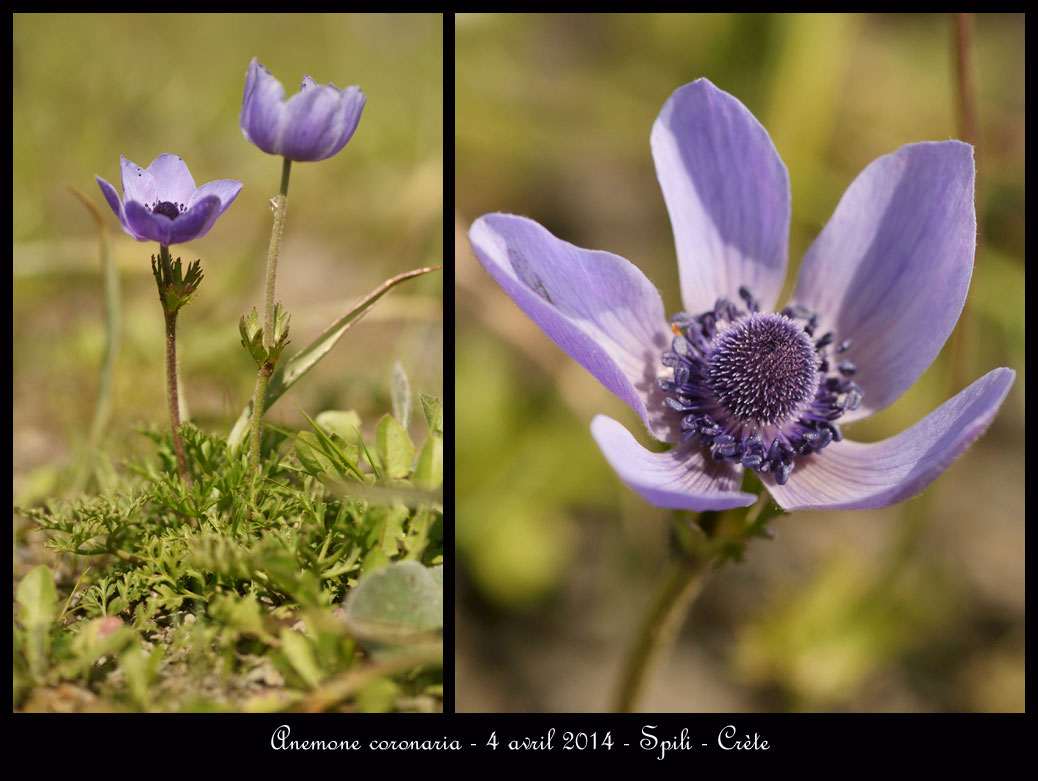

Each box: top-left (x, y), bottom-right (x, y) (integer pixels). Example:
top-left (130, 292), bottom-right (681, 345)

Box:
top-left (469, 79), bottom-right (1016, 513)
top-left (96, 154), bottom-right (242, 246)
top-left (239, 57), bottom-right (365, 162)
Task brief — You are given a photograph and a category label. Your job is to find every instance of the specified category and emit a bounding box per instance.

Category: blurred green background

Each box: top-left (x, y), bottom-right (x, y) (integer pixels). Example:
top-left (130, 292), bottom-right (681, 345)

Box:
top-left (13, 14), bottom-right (443, 502)
top-left (456, 13), bottom-right (1023, 712)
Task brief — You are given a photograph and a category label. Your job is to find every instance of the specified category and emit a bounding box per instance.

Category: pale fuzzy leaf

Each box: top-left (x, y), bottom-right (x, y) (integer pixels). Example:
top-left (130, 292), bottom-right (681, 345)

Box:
top-left (419, 393), bottom-right (443, 436)
top-left (392, 361), bottom-right (413, 431)
top-left (279, 628), bottom-right (323, 689)
top-left (376, 414), bottom-right (415, 480)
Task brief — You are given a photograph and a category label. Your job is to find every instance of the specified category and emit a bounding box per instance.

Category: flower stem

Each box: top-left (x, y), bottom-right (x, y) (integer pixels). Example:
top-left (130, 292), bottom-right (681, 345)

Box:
top-left (614, 511), bottom-right (722, 713)
top-left (263, 157), bottom-right (292, 352)
top-left (249, 361), bottom-right (273, 474)
top-left (160, 273), bottom-right (189, 482)
top-left (250, 157), bottom-right (292, 473)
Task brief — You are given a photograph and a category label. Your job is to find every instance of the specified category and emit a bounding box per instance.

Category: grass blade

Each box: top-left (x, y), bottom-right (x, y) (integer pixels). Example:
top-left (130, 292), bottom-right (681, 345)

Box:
top-left (69, 186), bottom-right (121, 490)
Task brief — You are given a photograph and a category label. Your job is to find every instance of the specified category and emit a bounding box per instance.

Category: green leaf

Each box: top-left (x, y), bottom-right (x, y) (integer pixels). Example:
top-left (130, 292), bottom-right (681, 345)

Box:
top-left (375, 414), bottom-right (415, 480)
top-left (209, 592), bottom-right (273, 642)
top-left (356, 677), bottom-right (400, 713)
top-left (279, 628), bottom-right (323, 689)
top-left (121, 643), bottom-right (163, 707)
top-left (228, 265), bottom-right (442, 450)
top-left (413, 434), bottom-right (443, 490)
top-left (428, 564), bottom-right (443, 590)
top-left (315, 410), bottom-right (363, 445)
top-left (342, 560), bottom-right (443, 649)
top-left (419, 393), bottom-right (443, 436)
top-left (16, 565), bottom-right (58, 678)
top-left (296, 432), bottom-right (343, 480)
top-left (404, 507), bottom-right (436, 560)
top-left (361, 547), bottom-right (390, 575)
top-left (296, 408), bottom-right (365, 481)
top-left (364, 503), bottom-right (410, 560)
top-left (16, 565), bottom-right (58, 630)
top-left (391, 361), bottom-right (412, 431)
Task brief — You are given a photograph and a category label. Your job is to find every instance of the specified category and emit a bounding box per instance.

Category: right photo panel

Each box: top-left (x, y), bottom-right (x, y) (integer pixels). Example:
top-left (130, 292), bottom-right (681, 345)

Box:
top-left (454, 12), bottom-right (1024, 714)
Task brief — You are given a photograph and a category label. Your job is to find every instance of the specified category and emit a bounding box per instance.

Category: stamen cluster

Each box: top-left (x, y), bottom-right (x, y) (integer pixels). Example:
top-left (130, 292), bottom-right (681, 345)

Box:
top-left (149, 201), bottom-right (188, 220)
top-left (656, 287), bottom-right (862, 485)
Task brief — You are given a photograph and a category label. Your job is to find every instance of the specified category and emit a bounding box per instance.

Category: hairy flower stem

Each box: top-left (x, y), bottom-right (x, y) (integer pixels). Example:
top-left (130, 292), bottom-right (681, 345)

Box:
top-left (160, 258), bottom-right (189, 482)
top-left (614, 511), bottom-right (720, 713)
top-left (250, 157), bottom-right (292, 473)
top-left (263, 157), bottom-right (292, 352)
top-left (249, 362), bottom-right (273, 474)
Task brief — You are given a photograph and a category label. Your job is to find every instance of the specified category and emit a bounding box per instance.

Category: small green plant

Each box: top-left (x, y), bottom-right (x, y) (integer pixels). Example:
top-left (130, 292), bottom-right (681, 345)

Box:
top-left (16, 390), bottom-right (443, 712)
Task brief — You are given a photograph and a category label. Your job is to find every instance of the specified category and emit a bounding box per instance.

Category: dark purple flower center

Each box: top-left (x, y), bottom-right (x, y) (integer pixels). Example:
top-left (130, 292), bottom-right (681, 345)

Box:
top-left (656, 287), bottom-right (862, 486)
top-left (708, 313), bottom-right (819, 425)
top-left (150, 200), bottom-right (186, 220)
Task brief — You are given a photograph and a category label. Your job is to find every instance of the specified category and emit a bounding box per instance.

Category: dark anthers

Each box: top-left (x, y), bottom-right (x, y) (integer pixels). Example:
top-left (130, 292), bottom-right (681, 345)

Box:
top-left (150, 200), bottom-right (188, 220)
top-left (656, 286), bottom-right (862, 486)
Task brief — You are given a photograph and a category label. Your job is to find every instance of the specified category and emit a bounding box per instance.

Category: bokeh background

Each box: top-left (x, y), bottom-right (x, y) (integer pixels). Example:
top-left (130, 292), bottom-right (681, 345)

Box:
top-left (455, 13), bottom-right (1023, 712)
top-left (13, 14), bottom-right (443, 504)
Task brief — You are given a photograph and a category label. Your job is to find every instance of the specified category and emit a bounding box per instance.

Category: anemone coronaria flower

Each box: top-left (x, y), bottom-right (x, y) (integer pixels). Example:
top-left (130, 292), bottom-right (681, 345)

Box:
top-left (469, 79), bottom-right (1015, 512)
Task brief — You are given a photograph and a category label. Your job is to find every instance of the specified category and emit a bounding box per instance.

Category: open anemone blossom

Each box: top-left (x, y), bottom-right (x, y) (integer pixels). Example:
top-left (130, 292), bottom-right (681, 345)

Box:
top-left (96, 154), bottom-right (242, 246)
top-left (469, 79), bottom-right (1015, 512)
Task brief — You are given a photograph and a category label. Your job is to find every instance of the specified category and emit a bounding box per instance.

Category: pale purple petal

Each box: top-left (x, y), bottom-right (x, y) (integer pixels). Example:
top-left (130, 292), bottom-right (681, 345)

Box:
top-left (95, 175), bottom-right (127, 229)
top-left (240, 58), bottom-right (288, 156)
top-left (168, 195), bottom-right (221, 244)
top-left (766, 368), bottom-right (1015, 511)
top-left (792, 142), bottom-right (976, 422)
top-left (651, 78), bottom-right (791, 314)
top-left (120, 156), bottom-right (155, 206)
top-left (125, 200), bottom-right (173, 245)
top-left (189, 179), bottom-right (244, 213)
top-left (280, 83), bottom-right (365, 162)
top-left (470, 213), bottom-right (680, 442)
top-left (146, 153), bottom-right (197, 204)
top-left (590, 415), bottom-right (756, 511)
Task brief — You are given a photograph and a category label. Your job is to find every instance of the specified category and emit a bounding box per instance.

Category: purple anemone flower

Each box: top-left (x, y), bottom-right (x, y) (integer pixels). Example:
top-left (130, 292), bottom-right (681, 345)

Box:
top-left (96, 154), bottom-right (242, 246)
top-left (469, 79), bottom-right (1015, 512)
top-left (239, 57), bottom-right (366, 162)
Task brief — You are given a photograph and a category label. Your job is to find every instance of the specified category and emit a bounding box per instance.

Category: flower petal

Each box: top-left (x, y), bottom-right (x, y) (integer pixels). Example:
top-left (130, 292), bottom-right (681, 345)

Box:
top-left (470, 213), bottom-right (679, 442)
top-left (120, 156), bottom-right (155, 207)
top-left (280, 82), bottom-right (365, 162)
top-left (651, 78), bottom-right (791, 314)
top-left (189, 179), bottom-right (243, 213)
top-left (590, 415), bottom-right (756, 511)
top-left (168, 195), bottom-right (222, 245)
top-left (95, 175), bottom-right (127, 230)
top-left (792, 141), bottom-right (976, 422)
top-left (240, 58), bottom-right (288, 156)
top-left (145, 154), bottom-right (197, 204)
top-left (124, 200), bottom-right (173, 245)
top-left (766, 368), bottom-right (1015, 511)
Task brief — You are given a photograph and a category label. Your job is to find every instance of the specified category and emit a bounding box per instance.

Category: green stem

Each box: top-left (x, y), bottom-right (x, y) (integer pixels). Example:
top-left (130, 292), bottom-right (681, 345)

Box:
top-left (250, 157), bottom-right (292, 473)
top-left (249, 361), bottom-right (273, 473)
top-left (614, 539), bottom-right (714, 713)
top-left (263, 157), bottom-right (292, 352)
top-left (162, 299), bottom-right (189, 483)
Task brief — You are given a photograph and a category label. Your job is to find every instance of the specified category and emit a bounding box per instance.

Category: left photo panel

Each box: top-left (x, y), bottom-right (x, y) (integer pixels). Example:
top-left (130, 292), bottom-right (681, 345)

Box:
top-left (13, 12), bottom-right (444, 713)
